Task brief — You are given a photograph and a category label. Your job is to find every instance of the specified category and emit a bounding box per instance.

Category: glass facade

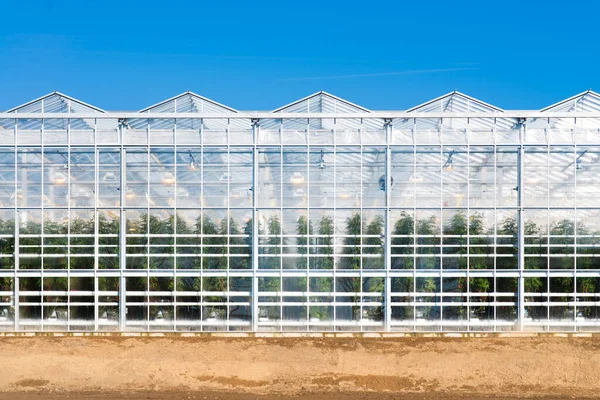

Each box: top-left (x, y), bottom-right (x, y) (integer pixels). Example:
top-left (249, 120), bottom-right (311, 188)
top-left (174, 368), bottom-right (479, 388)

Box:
top-left (0, 89), bottom-right (599, 332)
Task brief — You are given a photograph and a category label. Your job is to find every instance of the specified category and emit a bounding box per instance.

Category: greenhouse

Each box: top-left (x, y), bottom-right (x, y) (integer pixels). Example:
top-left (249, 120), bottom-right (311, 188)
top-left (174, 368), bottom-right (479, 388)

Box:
top-left (0, 89), bottom-right (599, 332)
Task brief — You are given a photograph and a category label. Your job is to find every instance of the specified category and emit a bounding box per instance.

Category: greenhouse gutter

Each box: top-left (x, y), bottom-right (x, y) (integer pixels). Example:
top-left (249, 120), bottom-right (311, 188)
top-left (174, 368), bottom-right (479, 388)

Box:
top-left (1, 112), bottom-right (600, 119)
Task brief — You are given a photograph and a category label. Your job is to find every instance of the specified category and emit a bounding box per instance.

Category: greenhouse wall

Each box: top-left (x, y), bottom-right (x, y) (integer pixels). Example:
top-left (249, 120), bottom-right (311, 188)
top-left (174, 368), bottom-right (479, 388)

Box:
top-left (0, 90), bottom-right (599, 332)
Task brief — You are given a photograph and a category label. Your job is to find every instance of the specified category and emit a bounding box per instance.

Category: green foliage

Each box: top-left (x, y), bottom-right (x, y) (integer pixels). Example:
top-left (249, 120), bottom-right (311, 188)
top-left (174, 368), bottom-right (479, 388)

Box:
top-left (443, 211), bottom-right (468, 269)
top-left (296, 215), bottom-right (312, 270)
top-left (496, 216), bottom-right (518, 269)
top-left (525, 277), bottom-right (544, 293)
top-left (340, 213), bottom-right (363, 270)
top-left (363, 215), bottom-right (384, 270)
top-left (391, 212), bottom-right (414, 269)
top-left (470, 277), bottom-right (491, 293)
top-left (468, 213), bottom-right (493, 270)
top-left (0, 217), bottom-right (15, 269)
top-left (416, 215), bottom-right (439, 269)
top-left (311, 215), bottom-right (334, 269)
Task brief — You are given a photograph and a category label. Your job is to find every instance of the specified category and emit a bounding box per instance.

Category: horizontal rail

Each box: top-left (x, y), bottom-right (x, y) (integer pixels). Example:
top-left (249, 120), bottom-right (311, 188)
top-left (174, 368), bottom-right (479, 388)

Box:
top-left (1, 112), bottom-right (600, 119)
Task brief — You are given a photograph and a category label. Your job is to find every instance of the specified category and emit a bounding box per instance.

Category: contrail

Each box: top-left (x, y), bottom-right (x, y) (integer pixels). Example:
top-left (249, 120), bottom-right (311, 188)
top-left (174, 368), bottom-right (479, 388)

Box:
top-left (278, 67), bottom-right (478, 81)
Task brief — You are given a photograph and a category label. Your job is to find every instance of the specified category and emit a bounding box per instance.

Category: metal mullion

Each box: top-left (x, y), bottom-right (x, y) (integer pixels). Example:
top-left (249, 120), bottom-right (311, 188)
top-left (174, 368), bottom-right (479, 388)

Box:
top-left (67, 113), bottom-right (71, 331)
top-left (412, 119), bottom-right (417, 331)
top-left (279, 132), bottom-right (283, 332)
top-left (13, 119), bottom-right (19, 331)
top-left (119, 125), bottom-right (127, 331)
top-left (200, 118), bottom-right (204, 285)
top-left (573, 119), bottom-right (578, 332)
top-left (146, 133), bottom-right (150, 332)
top-left (466, 124), bottom-right (471, 331)
top-left (493, 122), bottom-right (498, 272)
top-left (305, 120), bottom-right (310, 331)
top-left (546, 122), bottom-right (550, 276)
top-left (545, 131), bottom-right (550, 329)
top-left (384, 120), bottom-right (392, 332)
top-left (94, 120), bottom-right (100, 331)
top-left (173, 117), bottom-right (177, 331)
top-left (226, 118), bottom-right (230, 332)
top-left (493, 119), bottom-right (498, 331)
top-left (573, 123), bottom-right (578, 272)
top-left (359, 122), bottom-right (363, 331)
top-left (332, 118), bottom-right (337, 329)
top-left (439, 130), bottom-right (444, 331)
top-left (40, 112), bottom-right (45, 329)
top-left (251, 121), bottom-right (259, 332)
top-left (517, 120), bottom-right (525, 331)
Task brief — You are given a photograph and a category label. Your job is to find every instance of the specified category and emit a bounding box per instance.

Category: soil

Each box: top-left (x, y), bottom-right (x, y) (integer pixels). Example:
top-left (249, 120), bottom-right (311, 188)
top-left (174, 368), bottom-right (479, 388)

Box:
top-left (0, 336), bottom-right (598, 399)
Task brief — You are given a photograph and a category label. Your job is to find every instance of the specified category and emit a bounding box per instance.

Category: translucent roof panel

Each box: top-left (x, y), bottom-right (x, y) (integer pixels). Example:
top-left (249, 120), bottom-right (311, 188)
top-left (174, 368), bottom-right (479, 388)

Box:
top-left (406, 91), bottom-right (503, 114)
top-left (531, 91), bottom-right (600, 130)
top-left (393, 91), bottom-right (515, 133)
top-left (265, 91), bottom-right (383, 133)
top-left (6, 92), bottom-right (105, 114)
top-left (134, 92), bottom-right (249, 132)
top-left (541, 90), bottom-right (600, 113)
top-left (4, 92), bottom-right (103, 132)
top-left (273, 91), bottom-right (370, 114)
top-left (139, 91), bottom-right (238, 114)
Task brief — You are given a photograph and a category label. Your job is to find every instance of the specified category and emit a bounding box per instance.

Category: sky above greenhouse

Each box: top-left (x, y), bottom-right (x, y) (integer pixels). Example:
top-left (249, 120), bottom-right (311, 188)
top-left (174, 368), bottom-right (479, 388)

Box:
top-left (0, 0), bottom-right (598, 112)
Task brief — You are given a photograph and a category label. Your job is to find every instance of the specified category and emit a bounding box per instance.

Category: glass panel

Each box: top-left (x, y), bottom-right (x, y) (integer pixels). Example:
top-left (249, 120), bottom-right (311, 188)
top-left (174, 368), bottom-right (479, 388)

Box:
top-left (70, 149), bottom-right (95, 207)
top-left (149, 148), bottom-right (175, 208)
top-left (0, 210), bottom-right (14, 269)
top-left (43, 148), bottom-right (68, 207)
top-left (99, 149), bottom-right (120, 207)
top-left (125, 148), bottom-right (148, 207)
top-left (17, 148), bottom-right (42, 207)
top-left (98, 209), bottom-right (120, 269)
top-left (70, 209), bottom-right (94, 270)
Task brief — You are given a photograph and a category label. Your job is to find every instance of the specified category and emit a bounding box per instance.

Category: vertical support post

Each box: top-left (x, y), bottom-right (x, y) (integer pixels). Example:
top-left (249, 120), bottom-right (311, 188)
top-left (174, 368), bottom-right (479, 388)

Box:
top-left (119, 123), bottom-right (127, 331)
top-left (14, 212), bottom-right (19, 332)
top-left (251, 119), bottom-right (259, 332)
top-left (13, 123), bottom-right (19, 331)
top-left (384, 119), bottom-right (392, 332)
top-left (94, 139), bottom-right (100, 332)
top-left (518, 119), bottom-right (525, 331)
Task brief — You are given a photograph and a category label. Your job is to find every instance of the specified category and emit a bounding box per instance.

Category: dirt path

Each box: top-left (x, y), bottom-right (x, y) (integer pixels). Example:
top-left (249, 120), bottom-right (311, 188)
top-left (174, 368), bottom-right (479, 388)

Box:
top-left (0, 336), bottom-right (598, 399)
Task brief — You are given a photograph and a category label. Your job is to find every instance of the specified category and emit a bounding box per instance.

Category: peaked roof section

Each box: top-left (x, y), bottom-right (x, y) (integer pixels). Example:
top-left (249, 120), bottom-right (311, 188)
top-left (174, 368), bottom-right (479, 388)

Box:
top-left (135, 92), bottom-right (247, 131)
top-left (6, 91), bottom-right (105, 113)
top-left (266, 91), bottom-right (381, 132)
top-left (273, 91), bottom-right (371, 113)
top-left (394, 91), bottom-right (512, 132)
top-left (540, 90), bottom-right (600, 113)
top-left (406, 91), bottom-right (504, 113)
top-left (531, 90), bottom-right (600, 130)
top-left (139, 91), bottom-right (238, 113)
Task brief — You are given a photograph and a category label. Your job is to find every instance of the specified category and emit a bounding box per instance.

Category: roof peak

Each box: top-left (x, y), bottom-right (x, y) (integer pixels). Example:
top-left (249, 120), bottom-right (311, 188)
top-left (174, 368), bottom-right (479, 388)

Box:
top-left (540, 90), bottom-right (600, 112)
top-left (139, 91), bottom-right (238, 113)
top-left (272, 91), bottom-right (370, 113)
top-left (6, 91), bottom-right (105, 113)
top-left (406, 91), bottom-right (504, 113)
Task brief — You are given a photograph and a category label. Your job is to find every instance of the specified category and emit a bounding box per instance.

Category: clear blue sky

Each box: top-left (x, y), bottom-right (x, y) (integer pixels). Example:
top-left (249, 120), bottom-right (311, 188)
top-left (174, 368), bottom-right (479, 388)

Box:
top-left (1, 0), bottom-right (598, 111)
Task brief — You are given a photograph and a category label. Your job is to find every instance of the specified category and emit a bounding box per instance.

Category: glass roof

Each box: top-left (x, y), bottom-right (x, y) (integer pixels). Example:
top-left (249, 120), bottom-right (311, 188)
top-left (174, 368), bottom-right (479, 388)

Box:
top-left (273, 91), bottom-right (370, 113)
top-left (406, 90), bottom-right (504, 113)
top-left (6, 91), bottom-right (105, 114)
top-left (139, 91), bottom-right (238, 113)
top-left (541, 90), bottom-right (600, 113)
top-left (528, 90), bottom-right (600, 130)
top-left (393, 91), bottom-right (515, 132)
top-left (264, 91), bottom-right (382, 132)
top-left (3, 92), bottom-right (104, 131)
top-left (2, 89), bottom-right (599, 117)
top-left (134, 91), bottom-right (249, 132)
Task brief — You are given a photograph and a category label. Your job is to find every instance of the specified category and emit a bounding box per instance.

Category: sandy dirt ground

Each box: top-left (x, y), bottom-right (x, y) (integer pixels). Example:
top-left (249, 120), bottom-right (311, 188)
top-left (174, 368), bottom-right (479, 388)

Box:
top-left (0, 336), bottom-right (599, 399)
